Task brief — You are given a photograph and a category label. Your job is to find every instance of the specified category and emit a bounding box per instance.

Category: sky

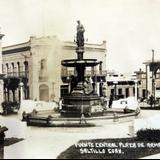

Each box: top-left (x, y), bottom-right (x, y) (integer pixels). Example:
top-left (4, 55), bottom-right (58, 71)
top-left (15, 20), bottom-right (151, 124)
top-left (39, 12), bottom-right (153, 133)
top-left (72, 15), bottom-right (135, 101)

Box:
top-left (0, 0), bottom-right (160, 73)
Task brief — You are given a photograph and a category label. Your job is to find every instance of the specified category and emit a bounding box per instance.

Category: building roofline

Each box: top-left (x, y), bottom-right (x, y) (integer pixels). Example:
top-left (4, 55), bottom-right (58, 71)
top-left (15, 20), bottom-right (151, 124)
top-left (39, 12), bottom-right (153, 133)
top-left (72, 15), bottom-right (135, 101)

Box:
top-left (2, 36), bottom-right (107, 54)
top-left (3, 41), bottom-right (30, 51)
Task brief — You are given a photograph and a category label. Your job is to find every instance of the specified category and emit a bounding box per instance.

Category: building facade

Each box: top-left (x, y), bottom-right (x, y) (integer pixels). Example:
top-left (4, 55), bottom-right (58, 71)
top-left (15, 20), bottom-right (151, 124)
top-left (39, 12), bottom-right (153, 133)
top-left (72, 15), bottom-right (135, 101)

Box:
top-left (2, 36), bottom-right (107, 102)
top-left (105, 72), bottom-right (138, 99)
top-left (135, 67), bottom-right (160, 99)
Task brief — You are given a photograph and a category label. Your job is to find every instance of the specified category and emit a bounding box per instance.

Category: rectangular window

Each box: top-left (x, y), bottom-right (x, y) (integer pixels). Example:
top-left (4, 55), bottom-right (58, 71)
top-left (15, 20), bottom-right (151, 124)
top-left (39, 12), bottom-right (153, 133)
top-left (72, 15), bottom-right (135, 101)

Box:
top-left (118, 88), bottom-right (122, 95)
top-left (125, 88), bottom-right (129, 97)
top-left (111, 89), bottom-right (114, 95)
top-left (61, 85), bottom-right (69, 98)
top-left (133, 88), bottom-right (135, 95)
top-left (142, 89), bottom-right (146, 98)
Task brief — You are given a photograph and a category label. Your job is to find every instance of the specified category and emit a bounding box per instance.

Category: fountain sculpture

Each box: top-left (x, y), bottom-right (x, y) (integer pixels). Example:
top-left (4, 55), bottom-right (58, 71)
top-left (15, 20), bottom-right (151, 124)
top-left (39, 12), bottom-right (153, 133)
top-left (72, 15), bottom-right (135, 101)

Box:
top-left (61, 21), bottom-right (103, 117)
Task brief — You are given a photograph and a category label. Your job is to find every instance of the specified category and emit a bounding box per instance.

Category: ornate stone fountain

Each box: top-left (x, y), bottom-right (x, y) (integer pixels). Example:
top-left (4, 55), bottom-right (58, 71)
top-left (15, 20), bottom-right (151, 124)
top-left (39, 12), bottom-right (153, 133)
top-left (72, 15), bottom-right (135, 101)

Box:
top-left (61, 21), bottom-right (103, 117)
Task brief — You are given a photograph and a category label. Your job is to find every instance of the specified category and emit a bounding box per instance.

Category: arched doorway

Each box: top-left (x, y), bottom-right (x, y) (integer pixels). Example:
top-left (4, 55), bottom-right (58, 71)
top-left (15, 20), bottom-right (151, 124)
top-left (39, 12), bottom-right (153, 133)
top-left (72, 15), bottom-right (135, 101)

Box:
top-left (39, 84), bottom-right (49, 102)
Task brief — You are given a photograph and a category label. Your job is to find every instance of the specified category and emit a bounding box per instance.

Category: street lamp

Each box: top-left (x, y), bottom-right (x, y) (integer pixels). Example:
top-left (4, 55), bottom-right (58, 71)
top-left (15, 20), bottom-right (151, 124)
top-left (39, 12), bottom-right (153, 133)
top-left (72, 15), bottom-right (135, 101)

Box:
top-left (153, 79), bottom-right (156, 107)
top-left (134, 79), bottom-right (138, 102)
top-left (19, 82), bottom-right (24, 103)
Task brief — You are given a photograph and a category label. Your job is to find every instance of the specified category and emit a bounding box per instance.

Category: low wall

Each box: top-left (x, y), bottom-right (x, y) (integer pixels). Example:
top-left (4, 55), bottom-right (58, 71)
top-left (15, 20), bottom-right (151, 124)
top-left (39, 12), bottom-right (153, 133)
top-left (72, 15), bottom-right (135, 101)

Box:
top-left (19, 100), bottom-right (58, 113)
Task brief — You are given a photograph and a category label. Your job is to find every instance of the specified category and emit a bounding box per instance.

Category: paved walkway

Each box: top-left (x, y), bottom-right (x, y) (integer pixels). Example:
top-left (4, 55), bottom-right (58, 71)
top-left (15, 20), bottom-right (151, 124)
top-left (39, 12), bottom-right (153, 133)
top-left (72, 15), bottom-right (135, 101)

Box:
top-left (2, 110), bottom-right (160, 159)
top-left (4, 117), bottom-right (132, 159)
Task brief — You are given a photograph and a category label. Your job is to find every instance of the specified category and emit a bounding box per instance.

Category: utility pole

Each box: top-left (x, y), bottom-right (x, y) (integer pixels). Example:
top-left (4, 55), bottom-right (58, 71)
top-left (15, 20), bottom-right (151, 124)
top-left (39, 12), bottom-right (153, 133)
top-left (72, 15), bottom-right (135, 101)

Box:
top-left (152, 49), bottom-right (156, 107)
top-left (145, 64), bottom-right (148, 99)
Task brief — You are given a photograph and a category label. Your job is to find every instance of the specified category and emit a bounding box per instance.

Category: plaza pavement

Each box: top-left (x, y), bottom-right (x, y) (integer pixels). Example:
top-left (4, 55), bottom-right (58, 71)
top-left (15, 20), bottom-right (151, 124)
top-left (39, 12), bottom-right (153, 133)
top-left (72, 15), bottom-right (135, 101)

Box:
top-left (2, 110), bottom-right (160, 159)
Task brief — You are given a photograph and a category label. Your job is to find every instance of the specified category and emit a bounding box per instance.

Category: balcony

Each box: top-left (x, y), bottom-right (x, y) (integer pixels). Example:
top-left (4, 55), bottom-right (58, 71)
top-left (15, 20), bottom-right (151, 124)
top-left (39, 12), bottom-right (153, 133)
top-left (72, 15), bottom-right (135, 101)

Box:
top-left (61, 70), bottom-right (107, 77)
top-left (61, 70), bottom-right (107, 83)
top-left (4, 71), bottom-right (29, 78)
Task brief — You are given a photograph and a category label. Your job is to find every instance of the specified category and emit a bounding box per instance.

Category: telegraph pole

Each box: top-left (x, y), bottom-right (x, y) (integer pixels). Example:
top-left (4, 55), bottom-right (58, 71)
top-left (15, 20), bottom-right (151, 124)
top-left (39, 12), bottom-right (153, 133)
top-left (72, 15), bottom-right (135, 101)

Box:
top-left (152, 49), bottom-right (156, 107)
top-left (145, 64), bottom-right (148, 98)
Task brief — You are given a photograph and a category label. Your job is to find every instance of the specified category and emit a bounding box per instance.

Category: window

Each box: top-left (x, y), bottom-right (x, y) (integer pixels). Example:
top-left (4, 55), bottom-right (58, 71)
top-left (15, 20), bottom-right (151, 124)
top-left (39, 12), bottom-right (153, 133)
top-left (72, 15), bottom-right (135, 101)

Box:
top-left (142, 89), bottom-right (146, 98)
top-left (17, 62), bottom-right (20, 76)
top-left (125, 88), bottom-right (129, 97)
top-left (118, 88), bottom-right (122, 95)
top-left (111, 89), bottom-right (114, 95)
top-left (61, 85), bottom-right (69, 98)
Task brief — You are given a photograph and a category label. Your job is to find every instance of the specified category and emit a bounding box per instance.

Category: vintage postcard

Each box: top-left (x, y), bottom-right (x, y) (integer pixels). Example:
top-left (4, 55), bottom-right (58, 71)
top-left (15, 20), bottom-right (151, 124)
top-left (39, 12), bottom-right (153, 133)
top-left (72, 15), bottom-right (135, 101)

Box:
top-left (0, 0), bottom-right (160, 159)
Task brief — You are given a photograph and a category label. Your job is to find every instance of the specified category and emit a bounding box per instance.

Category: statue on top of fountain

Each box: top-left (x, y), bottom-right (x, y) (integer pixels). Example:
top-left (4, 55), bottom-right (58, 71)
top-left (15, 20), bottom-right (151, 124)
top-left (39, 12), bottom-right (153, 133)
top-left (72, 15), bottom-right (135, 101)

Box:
top-left (76, 20), bottom-right (85, 47)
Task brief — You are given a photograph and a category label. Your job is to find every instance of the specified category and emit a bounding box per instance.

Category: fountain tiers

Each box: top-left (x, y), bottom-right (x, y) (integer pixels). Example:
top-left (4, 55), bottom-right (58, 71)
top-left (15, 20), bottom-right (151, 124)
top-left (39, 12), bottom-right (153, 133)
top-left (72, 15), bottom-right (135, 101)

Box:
top-left (60, 21), bottom-right (104, 117)
top-left (61, 47), bottom-right (103, 117)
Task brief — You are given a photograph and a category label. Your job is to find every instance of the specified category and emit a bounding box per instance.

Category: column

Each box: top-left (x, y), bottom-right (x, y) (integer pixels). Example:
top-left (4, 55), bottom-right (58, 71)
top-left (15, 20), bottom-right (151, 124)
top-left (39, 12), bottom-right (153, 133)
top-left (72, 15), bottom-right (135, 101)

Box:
top-left (97, 82), bottom-right (100, 96)
top-left (147, 66), bottom-right (152, 96)
top-left (91, 66), bottom-right (94, 76)
top-left (99, 61), bottom-right (102, 75)
top-left (0, 33), bottom-right (4, 106)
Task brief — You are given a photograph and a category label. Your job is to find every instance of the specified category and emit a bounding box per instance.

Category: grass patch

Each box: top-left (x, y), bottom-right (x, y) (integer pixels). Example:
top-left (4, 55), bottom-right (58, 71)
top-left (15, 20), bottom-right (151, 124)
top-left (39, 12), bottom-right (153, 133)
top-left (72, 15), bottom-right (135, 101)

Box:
top-left (57, 138), bottom-right (160, 159)
top-left (137, 129), bottom-right (160, 142)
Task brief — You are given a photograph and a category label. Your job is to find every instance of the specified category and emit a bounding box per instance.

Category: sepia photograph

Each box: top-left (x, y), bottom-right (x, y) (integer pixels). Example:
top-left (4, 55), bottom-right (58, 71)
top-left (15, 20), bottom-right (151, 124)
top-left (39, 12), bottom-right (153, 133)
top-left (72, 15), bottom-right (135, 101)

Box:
top-left (0, 0), bottom-right (160, 159)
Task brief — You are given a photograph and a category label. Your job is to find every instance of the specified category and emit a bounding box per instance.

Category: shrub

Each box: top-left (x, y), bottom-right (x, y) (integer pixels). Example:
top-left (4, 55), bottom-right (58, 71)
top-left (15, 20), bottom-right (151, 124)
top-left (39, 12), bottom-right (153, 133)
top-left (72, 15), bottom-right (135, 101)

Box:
top-left (137, 129), bottom-right (160, 142)
top-left (1, 101), bottom-right (20, 115)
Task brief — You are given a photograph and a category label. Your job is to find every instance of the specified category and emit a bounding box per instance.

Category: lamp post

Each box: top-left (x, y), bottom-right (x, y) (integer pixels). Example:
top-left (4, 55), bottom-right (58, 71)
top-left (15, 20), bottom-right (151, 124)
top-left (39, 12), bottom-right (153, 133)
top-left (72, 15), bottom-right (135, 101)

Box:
top-left (134, 80), bottom-right (138, 102)
top-left (19, 82), bottom-right (24, 103)
top-left (153, 78), bottom-right (156, 107)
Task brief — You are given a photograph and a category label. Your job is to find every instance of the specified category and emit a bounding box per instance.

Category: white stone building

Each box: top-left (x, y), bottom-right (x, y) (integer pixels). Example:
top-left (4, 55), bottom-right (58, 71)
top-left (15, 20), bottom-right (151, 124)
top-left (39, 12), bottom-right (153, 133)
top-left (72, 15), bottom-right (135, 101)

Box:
top-left (135, 67), bottom-right (160, 99)
top-left (2, 36), bottom-right (107, 102)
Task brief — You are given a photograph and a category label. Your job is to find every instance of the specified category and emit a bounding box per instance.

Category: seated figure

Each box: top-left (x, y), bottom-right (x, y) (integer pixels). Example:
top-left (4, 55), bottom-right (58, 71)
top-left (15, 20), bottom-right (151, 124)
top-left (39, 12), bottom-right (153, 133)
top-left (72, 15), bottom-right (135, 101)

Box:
top-left (83, 77), bottom-right (94, 95)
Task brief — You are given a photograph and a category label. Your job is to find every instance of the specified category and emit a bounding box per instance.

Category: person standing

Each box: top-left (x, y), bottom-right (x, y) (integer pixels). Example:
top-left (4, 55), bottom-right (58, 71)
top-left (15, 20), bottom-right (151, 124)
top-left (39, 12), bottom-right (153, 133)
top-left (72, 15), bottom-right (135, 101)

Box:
top-left (149, 94), bottom-right (154, 108)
